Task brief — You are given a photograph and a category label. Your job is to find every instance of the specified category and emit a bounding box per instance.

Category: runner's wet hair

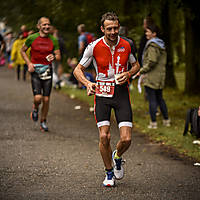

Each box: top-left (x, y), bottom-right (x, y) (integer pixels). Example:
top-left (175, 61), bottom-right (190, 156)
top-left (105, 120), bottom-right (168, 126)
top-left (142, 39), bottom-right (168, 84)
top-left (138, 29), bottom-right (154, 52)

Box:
top-left (101, 12), bottom-right (120, 28)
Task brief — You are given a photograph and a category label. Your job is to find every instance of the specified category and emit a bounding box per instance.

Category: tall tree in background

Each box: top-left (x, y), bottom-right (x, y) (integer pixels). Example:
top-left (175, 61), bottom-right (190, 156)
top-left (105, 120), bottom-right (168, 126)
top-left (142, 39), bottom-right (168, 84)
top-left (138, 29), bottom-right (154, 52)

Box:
top-left (160, 0), bottom-right (177, 88)
top-left (172, 8), bottom-right (185, 66)
top-left (183, 1), bottom-right (200, 95)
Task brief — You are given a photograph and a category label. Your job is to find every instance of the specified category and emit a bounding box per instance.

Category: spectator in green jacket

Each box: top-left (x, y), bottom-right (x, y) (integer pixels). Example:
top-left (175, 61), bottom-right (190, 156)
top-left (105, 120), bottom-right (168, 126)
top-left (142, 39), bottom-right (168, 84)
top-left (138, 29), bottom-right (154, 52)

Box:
top-left (136, 24), bottom-right (170, 129)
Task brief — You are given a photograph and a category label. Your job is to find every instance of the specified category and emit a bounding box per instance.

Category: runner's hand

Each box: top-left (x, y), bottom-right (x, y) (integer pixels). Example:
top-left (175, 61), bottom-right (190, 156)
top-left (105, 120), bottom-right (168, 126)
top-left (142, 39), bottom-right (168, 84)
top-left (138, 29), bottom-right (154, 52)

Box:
top-left (135, 71), bottom-right (140, 77)
top-left (28, 63), bottom-right (35, 73)
top-left (87, 82), bottom-right (97, 96)
top-left (46, 54), bottom-right (55, 62)
top-left (116, 72), bottom-right (130, 85)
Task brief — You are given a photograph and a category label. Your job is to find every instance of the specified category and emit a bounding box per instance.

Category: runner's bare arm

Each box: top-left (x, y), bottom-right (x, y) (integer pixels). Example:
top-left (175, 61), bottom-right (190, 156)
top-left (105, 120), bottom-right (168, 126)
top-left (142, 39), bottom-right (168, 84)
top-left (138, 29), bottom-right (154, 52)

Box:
top-left (21, 44), bottom-right (35, 72)
top-left (54, 49), bottom-right (61, 61)
top-left (129, 61), bottom-right (140, 77)
top-left (73, 64), bottom-right (97, 96)
top-left (46, 49), bottom-right (61, 62)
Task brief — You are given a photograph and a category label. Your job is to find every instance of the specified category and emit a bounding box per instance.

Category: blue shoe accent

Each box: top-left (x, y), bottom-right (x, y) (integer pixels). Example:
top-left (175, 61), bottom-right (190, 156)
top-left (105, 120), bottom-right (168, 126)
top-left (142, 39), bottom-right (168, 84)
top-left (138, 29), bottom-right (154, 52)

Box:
top-left (115, 158), bottom-right (122, 170)
top-left (103, 170), bottom-right (115, 187)
top-left (112, 150), bottom-right (122, 170)
top-left (112, 150), bottom-right (124, 180)
top-left (106, 171), bottom-right (114, 180)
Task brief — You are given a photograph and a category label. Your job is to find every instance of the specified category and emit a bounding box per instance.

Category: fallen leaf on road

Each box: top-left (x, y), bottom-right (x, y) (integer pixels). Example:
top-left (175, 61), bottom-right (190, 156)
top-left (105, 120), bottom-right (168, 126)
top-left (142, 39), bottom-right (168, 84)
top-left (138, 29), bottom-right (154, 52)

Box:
top-left (194, 163), bottom-right (200, 166)
top-left (193, 140), bottom-right (200, 145)
top-left (74, 105), bottom-right (81, 110)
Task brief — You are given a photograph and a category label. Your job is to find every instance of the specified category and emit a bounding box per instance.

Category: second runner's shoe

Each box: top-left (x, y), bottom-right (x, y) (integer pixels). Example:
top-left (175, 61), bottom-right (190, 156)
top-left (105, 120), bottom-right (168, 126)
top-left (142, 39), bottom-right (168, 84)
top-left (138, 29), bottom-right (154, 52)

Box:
top-left (112, 150), bottom-right (124, 180)
top-left (103, 170), bottom-right (115, 187)
top-left (40, 120), bottom-right (48, 132)
top-left (30, 108), bottom-right (38, 122)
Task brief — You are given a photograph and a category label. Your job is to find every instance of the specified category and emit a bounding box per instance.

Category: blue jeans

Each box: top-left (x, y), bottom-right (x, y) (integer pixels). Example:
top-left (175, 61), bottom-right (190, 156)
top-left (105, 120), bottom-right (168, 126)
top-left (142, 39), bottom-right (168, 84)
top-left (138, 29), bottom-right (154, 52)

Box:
top-left (144, 86), bottom-right (169, 122)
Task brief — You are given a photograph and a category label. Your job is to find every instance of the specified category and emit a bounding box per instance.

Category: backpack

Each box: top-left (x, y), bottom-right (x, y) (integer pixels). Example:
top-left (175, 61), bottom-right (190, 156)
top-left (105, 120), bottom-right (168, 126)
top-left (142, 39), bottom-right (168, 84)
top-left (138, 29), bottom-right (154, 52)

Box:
top-left (84, 32), bottom-right (95, 46)
top-left (183, 108), bottom-right (200, 138)
top-left (0, 55), bottom-right (5, 66)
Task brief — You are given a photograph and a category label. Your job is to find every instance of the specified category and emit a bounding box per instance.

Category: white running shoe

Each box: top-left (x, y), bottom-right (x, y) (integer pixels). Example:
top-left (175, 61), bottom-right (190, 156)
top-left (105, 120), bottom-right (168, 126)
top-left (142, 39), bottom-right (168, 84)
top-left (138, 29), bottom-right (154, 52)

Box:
top-left (103, 171), bottom-right (115, 187)
top-left (147, 121), bottom-right (157, 129)
top-left (163, 119), bottom-right (171, 127)
top-left (112, 150), bottom-right (124, 180)
top-left (40, 120), bottom-right (48, 132)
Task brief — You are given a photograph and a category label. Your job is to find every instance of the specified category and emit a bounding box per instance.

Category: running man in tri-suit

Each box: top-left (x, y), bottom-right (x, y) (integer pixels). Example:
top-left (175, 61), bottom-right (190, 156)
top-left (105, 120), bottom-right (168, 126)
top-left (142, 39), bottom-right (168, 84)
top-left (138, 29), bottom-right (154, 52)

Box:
top-left (21, 17), bottom-right (61, 132)
top-left (73, 12), bottom-right (140, 187)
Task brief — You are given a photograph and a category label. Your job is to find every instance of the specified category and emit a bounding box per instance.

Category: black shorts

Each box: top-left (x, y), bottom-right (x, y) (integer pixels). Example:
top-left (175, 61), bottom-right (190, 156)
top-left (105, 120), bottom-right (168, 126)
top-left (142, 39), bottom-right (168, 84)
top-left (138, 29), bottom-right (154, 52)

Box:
top-left (94, 83), bottom-right (133, 128)
top-left (31, 69), bottom-right (52, 97)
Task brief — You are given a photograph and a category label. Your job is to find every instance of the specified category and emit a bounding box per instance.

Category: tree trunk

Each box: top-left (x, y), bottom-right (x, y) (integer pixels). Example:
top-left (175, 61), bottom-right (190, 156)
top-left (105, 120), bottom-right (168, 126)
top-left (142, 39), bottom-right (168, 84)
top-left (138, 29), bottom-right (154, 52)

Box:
top-left (184, 14), bottom-right (200, 95)
top-left (160, 0), bottom-right (177, 88)
top-left (173, 10), bottom-right (185, 65)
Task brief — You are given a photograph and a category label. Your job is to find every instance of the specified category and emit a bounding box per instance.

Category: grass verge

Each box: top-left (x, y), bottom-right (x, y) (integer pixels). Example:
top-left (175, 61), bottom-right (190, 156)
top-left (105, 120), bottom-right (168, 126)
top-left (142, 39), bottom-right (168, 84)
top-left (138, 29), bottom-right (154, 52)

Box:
top-left (61, 71), bottom-right (200, 162)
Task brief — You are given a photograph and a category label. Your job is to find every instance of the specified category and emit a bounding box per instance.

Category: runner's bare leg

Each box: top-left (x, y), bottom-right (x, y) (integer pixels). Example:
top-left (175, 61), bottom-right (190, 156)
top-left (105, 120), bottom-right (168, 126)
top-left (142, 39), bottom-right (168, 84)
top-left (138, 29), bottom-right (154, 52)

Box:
top-left (41, 96), bottom-right (50, 121)
top-left (116, 126), bottom-right (132, 157)
top-left (33, 95), bottom-right (42, 109)
top-left (99, 126), bottom-right (113, 169)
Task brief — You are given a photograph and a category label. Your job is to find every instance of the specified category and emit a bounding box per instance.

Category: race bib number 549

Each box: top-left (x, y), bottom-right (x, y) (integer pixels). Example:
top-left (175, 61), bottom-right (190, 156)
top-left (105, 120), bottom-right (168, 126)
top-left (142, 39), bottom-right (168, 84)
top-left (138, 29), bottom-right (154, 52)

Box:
top-left (96, 81), bottom-right (115, 98)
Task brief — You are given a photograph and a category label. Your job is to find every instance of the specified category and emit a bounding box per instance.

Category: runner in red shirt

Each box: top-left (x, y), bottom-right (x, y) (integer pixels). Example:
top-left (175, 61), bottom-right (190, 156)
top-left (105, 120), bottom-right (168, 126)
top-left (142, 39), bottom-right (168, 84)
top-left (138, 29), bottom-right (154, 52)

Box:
top-left (21, 17), bottom-right (61, 132)
top-left (73, 12), bottom-right (140, 187)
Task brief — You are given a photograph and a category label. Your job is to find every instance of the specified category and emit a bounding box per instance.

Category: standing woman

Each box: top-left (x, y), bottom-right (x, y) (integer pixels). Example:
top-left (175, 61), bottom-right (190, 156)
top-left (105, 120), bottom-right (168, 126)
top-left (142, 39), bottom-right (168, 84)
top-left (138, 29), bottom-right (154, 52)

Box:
top-left (137, 24), bottom-right (170, 129)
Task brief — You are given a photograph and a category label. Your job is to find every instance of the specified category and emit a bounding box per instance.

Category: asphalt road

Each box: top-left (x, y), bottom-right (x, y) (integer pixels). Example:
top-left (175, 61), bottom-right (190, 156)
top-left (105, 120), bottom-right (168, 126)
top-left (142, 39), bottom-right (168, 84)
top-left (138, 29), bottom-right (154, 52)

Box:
top-left (0, 66), bottom-right (200, 200)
